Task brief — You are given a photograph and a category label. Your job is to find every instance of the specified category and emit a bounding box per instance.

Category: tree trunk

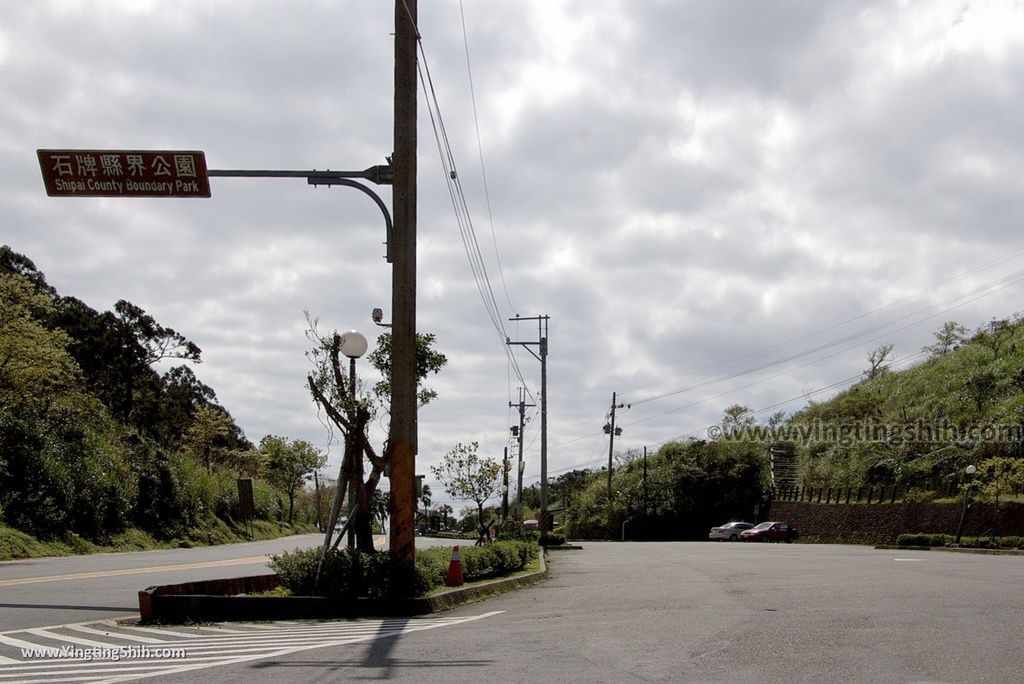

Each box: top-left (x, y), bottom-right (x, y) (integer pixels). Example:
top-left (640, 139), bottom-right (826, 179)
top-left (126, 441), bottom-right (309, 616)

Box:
top-left (476, 502), bottom-right (488, 545)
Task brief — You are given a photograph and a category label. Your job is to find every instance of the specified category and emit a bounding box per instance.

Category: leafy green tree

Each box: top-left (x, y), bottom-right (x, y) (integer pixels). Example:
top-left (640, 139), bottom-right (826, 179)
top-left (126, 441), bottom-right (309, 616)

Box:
top-left (260, 435), bottom-right (326, 524)
top-left (418, 483), bottom-right (433, 524)
top-left (0, 272), bottom-right (81, 409)
top-left (923, 321), bottom-right (968, 357)
top-left (431, 441), bottom-right (501, 544)
top-left (564, 439), bottom-right (767, 540)
top-left (183, 404), bottom-right (235, 473)
top-left (720, 404), bottom-right (755, 436)
top-left (972, 318), bottom-right (1017, 358)
top-left (436, 503), bottom-right (453, 529)
top-left (0, 246), bottom-right (56, 297)
top-left (975, 457), bottom-right (1024, 508)
top-left (50, 295), bottom-right (201, 430)
top-left (152, 365), bottom-right (216, 447)
top-left (367, 331), bottom-right (448, 408)
top-left (550, 469), bottom-right (593, 508)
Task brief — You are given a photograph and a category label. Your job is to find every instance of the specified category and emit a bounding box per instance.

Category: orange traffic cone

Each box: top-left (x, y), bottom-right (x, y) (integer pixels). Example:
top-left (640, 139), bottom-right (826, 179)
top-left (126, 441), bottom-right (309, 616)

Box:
top-left (445, 545), bottom-right (464, 587)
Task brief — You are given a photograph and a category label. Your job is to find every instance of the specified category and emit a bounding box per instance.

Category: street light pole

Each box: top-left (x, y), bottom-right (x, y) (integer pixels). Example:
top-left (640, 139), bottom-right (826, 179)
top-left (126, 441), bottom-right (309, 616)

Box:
top-left (955, 464), bottom-right (978, 545)
top-left (337, 332), bottom-right (368, 551)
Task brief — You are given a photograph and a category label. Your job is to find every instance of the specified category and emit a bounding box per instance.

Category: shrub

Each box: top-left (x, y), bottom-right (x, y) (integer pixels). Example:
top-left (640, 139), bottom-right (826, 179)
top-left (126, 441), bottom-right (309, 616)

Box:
top-left (460, 541), bottom-right (533, 581)
top-left (269, 546), bottom-right (359, 598)
top-left (415, 547), bottom-right (450, 590)
top-left (902, 488), bottom-right (938, 504)
top-left (270, 540), bottom-right (536, 599)
top-left (539, 532), bottom-right (565, 547)
top-left (897, 533), bottom-right (950, 547)
top-left (897, 533), bottom-right (1024, 549)
top-left (495, 518), bottom-right (540, 544)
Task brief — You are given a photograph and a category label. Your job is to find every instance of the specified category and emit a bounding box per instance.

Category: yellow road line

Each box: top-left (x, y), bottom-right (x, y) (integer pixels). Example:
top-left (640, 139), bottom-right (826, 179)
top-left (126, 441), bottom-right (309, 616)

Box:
top-left (0, 556), bottom-right (272, 587)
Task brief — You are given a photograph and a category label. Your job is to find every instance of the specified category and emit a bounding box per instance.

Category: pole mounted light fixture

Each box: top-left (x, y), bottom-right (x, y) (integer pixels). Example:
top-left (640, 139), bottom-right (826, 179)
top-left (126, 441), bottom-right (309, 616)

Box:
top-left (339, 330), bottom-right (368, 359)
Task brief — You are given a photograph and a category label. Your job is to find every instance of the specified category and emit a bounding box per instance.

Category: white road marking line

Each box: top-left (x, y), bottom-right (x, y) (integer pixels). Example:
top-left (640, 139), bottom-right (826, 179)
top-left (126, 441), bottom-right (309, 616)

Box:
top-left (183, 625), bottom-right (254, 635)
top-left (63, 625), bottom-right (164, 645)
top-left (0, 611), bottom-right (505, 683)
top-left (23, 629), bottom-right (112, 649)
top-left (97, 624), bottom-right (202, 639)
top-left (894, 558), bottom-right (925, 562)
top-left (0, 634), bottom-right (60, 654)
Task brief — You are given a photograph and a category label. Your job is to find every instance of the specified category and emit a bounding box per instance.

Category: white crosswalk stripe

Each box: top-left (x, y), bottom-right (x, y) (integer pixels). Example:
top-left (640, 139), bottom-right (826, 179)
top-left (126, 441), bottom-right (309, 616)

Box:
top-left (0, 611), bottom-right (503, 683)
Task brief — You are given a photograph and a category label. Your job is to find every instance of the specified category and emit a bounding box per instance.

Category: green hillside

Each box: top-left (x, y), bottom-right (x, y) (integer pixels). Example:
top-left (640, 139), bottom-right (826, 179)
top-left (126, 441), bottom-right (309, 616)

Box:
top-left (787, 319), bottom-right (1024, 498)
top-left (0, 246), bottom-right (322, 558)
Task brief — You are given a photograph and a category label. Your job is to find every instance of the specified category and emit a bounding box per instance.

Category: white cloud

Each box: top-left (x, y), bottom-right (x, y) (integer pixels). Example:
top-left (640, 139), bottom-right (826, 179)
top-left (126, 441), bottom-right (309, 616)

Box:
top-left (2, 1), bottom-right (1023, 507)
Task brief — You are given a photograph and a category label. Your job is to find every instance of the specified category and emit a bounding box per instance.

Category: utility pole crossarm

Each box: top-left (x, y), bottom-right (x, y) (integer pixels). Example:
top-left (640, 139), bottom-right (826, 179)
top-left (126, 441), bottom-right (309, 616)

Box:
top-left (506, 340), bottom-right (541, 362)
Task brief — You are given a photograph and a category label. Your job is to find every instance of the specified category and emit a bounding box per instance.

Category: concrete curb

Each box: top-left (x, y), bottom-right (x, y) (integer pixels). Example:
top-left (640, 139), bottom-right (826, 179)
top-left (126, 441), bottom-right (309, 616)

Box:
top-left (138, 549), bottom-right (549, 624)
top-left (422, 547), bottom-right (549, 612)
top-left (875, 544), bottom-right (1024, 556)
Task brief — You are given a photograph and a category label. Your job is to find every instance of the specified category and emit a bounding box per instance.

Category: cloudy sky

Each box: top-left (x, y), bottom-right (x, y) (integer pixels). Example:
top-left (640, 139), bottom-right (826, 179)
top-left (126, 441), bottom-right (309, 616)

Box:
top-left (4, 1), bottom-right (1024, 510)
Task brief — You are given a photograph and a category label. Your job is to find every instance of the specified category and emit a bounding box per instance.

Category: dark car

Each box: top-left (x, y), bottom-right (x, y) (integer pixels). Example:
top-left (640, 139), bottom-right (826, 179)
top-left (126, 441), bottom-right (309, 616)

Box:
top-left (708, 521), bottom-right (754, 541)
top-left (739, 521), bottom-right (798, 543)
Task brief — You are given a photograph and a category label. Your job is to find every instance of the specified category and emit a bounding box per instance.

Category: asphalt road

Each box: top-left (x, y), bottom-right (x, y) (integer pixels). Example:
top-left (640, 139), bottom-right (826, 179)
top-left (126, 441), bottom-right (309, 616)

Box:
top-left (0, 534), bottom-right (326, 631)
top-left (159, 541), bottom-right (1022, 684)
top-left (0, 533), bottom-right (460, 632)
top-left (2, 541), bottom-right (1022, 682)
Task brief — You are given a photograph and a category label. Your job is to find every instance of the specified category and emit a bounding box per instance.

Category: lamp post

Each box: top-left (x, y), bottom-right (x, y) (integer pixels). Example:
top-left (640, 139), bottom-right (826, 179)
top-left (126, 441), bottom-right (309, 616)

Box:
top-left (340, 331), bottom-right (368, 550)
top-left (955, 464), bottom-right (978, 545)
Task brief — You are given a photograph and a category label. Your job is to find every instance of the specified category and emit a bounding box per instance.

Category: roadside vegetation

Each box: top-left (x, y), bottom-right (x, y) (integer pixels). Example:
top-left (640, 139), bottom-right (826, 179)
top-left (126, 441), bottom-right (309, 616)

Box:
top-left (269, 540), bottom-right (536, 598)
top-left (788, 319), bottom-right (1024, 498)
top-left (534, 320), bottom-right (1024, 542)
top-left (896, 533), bottom-right (1024, 550)
top-left (0, 247), bottom-right (325, 561)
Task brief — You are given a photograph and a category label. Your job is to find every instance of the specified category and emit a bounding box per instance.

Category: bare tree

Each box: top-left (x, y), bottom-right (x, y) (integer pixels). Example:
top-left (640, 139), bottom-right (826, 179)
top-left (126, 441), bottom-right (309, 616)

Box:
top-left (864, 344), bottom-right (894, 380)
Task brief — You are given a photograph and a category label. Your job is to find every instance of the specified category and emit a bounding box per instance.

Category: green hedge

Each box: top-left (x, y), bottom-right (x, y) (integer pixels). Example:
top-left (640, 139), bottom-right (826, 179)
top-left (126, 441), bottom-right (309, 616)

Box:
top-left (271, 540), bottom-right (536, 598)
top-left (539, 532), bottom-right (565, 547)
top-left (896, 533), bottom-right (951, 547)
top-left (897, 533), bottom-right (1024, 549)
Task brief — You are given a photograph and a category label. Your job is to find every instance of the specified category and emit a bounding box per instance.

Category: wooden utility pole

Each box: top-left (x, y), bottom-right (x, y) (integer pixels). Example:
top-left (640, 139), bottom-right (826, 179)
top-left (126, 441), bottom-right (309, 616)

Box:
top-left (501, 447), bottom-right (510, 520)
top-left (389, 0), bottom-right (418, 575)
top-left (606, 392), bottom-right (623, 501)
top-left (507, 315), bottom-right (549, 528)
top-left (509, 387), bottom-right (534, 521)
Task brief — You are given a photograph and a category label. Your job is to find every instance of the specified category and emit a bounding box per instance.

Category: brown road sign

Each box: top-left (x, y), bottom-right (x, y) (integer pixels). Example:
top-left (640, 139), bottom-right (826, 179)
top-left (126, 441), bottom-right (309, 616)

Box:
top-left (37, 149), bottom-right (211, 198)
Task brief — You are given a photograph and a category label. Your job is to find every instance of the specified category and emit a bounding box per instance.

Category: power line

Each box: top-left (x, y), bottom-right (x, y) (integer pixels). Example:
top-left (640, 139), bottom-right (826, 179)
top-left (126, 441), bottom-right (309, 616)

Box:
top-left (413, 26), bottom-right (536, 402)
top-left (626, 263), bottom-right (1024, 408)
top-left (625, 246), bottom-right (1024, 399)
top-left (459, 0), bottom-right (516, 316)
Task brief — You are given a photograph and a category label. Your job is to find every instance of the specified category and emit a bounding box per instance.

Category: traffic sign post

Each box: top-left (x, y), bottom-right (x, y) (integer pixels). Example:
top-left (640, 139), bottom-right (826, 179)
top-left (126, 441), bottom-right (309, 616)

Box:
top-left (37, 149), bottom-right (210, 198)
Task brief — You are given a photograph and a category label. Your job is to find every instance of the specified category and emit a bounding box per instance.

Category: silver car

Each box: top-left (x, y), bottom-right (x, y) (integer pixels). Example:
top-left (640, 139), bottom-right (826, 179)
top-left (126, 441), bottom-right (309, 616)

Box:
top-left (708, 521), bottom-right (753, 541)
